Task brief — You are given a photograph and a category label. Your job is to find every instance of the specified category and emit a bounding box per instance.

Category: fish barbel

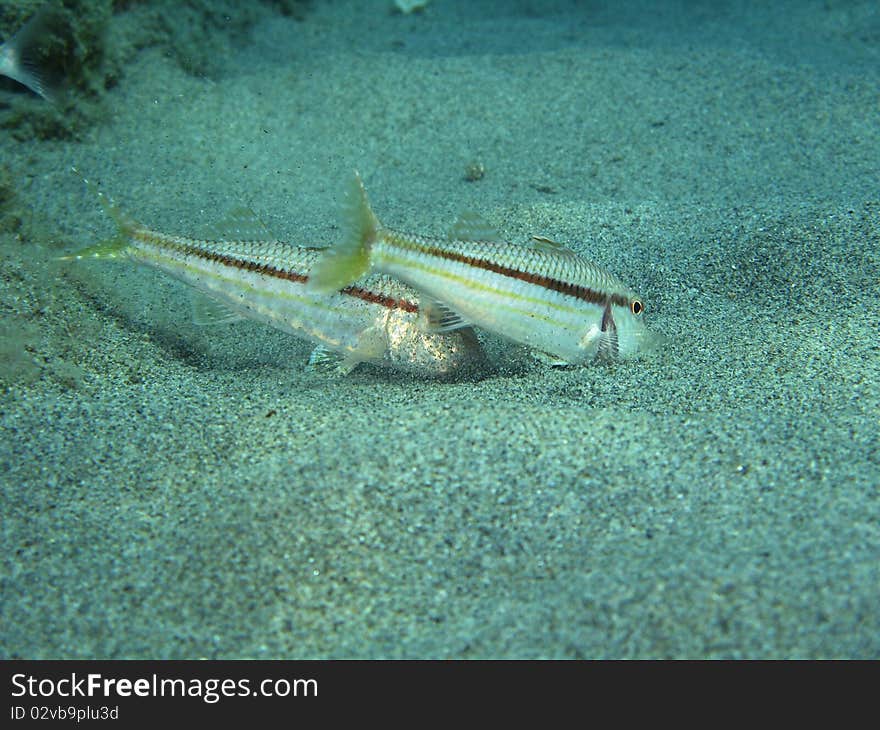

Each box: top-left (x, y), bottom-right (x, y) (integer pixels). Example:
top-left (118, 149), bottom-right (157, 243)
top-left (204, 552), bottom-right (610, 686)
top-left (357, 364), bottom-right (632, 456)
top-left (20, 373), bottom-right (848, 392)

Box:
top-left (308, 172), bottom-right (663, 364)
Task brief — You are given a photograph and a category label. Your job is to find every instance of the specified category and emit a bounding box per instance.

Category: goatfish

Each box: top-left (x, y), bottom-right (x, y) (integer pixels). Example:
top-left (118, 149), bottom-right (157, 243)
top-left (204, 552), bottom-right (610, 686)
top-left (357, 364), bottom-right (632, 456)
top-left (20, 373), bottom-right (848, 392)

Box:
top-left (62, 174), bottom-right (485, 377)
top-left (308, 172), bottom-right (663, 364)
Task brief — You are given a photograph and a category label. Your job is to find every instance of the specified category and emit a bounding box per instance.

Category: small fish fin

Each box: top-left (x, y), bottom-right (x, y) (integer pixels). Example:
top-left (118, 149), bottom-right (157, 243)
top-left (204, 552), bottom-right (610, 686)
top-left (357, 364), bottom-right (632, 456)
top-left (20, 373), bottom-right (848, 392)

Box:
top-left (335, 355), bottom-right (364, 375)
top-left (307, 344), bottom-right (366, 375)
top-left (422, 300), bottom-right (470, 332)
top-left (307, 171), bottom-right (380, 294)
top-left (1, 6), bottom-right (63, 102)
top-left (529, 235), bottom-right (580, 258)
top-left (449, 211), bottom-right (501, 243)
top-left (307, 324), bottom-right (386, 375)
top-left (307, 345), bottom-right (352, 373)
top-left (596, 303), bottom-right (619, 361)
top-left (56, 238), bottom-right (128, 262)
top-left (596, 331), bottom-right (619, 362)
top-left (58, 169), bottom-right (139, 262)
top-left (530, 235), bottom-right (564, 250)
top-left (191, 294), bottom-right (245, 326)
top-left (207, 207), bottom-right (274, 241)
top-left (531, 351), bottom-right (573, 368)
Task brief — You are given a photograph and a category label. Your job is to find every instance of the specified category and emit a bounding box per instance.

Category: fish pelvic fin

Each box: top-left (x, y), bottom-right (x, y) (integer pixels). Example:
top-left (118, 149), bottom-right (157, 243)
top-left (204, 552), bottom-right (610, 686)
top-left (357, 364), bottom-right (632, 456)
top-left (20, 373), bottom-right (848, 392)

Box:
top-left (58, 168), bottom-right (138, 262)
top-left (307, 171), bottom-right (380, 294)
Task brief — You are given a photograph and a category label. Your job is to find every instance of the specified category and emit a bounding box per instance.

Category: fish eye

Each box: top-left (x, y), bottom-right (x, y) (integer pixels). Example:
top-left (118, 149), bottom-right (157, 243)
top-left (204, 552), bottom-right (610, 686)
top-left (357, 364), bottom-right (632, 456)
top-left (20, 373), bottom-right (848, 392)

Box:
top-left (630, 299), bottom-right (644, 316)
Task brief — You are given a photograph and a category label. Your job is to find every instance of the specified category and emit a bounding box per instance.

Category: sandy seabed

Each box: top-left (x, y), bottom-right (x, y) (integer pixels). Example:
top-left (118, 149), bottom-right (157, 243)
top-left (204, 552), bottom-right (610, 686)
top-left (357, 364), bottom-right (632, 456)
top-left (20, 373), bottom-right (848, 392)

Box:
top-left (1, 0), bottom-right (878, 658)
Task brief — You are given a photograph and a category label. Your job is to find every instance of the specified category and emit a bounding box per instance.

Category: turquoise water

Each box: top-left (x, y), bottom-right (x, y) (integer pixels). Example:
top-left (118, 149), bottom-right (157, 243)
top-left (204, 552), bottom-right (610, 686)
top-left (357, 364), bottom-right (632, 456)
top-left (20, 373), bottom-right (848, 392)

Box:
top-left (1, 0), bottom-right (878, 658)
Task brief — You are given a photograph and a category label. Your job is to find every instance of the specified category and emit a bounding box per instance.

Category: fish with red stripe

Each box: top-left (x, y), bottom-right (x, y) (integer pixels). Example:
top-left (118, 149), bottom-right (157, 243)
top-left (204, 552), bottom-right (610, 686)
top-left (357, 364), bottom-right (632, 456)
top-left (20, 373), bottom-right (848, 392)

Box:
top-left (62, 172), bottom-right (485, 377)
top-left (309, 172), bottom-right (664, 364)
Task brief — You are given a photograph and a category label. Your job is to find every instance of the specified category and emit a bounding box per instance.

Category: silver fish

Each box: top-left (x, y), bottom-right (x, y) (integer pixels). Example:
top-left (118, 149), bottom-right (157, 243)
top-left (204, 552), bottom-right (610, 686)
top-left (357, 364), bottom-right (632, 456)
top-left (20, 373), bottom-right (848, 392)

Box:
top-left (63, 177), bottom-right (485, 377)
top-left (309, 172), bottom-right (663, 364)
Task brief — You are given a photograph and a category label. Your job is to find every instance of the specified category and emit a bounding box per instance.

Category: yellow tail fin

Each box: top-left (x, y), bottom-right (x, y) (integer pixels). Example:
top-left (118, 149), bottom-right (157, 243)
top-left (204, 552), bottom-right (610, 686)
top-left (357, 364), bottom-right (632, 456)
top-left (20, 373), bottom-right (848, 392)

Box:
top-left (58, 168), bottom-right (137, 261)
top-left (307, 171), bottom-right (380, 293)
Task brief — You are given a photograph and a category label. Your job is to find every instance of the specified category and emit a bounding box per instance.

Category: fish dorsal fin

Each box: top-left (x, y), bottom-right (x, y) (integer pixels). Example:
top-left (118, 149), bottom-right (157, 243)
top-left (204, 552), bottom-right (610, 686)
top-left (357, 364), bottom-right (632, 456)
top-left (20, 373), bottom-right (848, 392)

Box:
top-left (529, 234), bottom-right (581, 259)
top-left (449, 212), bottom-right (501, 243)
top-left (422, 300), bottom-right (470, 332)
top-left (530, 235), bottom-right (564, 250)
top-left (191, 294), bottom-right (245, 325)
top-left (207, 207), bottom-right (274, 241)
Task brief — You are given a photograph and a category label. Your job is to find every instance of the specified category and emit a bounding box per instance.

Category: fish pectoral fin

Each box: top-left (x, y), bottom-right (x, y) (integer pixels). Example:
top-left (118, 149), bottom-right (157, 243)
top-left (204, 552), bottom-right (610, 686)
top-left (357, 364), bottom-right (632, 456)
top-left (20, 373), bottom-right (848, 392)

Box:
top-left (421, 300), bottom-right (471, 332)
top-left (448, 212), bottom-right (502, 243)
top-left (190, 294), bottom-right (246, 325)
top-left (597, 303), bottom-right (619, 361)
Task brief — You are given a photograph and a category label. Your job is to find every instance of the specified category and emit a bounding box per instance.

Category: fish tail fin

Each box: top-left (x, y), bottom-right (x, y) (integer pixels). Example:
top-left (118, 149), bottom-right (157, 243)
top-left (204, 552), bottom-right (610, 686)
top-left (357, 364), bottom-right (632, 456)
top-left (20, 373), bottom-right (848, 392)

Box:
top-left (307, 171), bottom-right (381, 293)
top-left (58, 168), bottom-right (138, 262)
top-left (2, 6), bottom-right (63, 102)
